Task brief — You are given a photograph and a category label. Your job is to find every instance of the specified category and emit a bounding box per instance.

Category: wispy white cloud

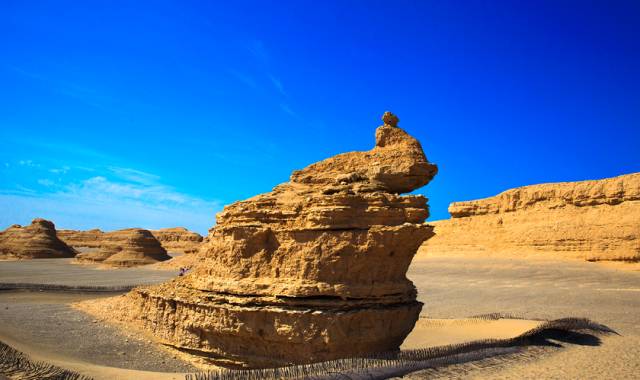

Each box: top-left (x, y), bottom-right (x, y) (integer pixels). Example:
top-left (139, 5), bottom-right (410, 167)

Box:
top-left (18, 160), bottom-right (39, 167)
top-left (228, 69), bottom-right (259, 89)
top-left (247, 39), bottom-right (270, 65)
top-left (269, 74), bottom-right (286, 96)
top-left (107, 166), bottom-right (160, 185)
top-left (37, 179), bottom-right (55, 187)
top-left (279, 103), bottom-right (297, 117)
top-left (1, 164), bottom-right (221, 234)
top-left (6, 65), bottom-right (118, 112)
top-left (49, 166), bottom-right (70, 174)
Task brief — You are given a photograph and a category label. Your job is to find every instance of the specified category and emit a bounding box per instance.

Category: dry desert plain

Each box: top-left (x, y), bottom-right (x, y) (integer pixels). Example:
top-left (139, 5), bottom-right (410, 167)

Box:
top-left (0, 254), bottom-right (638, 379)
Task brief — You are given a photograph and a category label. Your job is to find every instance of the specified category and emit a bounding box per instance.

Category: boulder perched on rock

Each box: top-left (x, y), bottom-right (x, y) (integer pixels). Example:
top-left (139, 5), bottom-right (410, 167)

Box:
top-left (75, 228), bottom-right (171, 267)
top-left (421, 173), bottom-right (640, 261)
top-left (0, 218), bottom-right (76, 259)
top-left (58, 228), bottom-right (104, 248)
top-left (150, 227), bottom-right (203, 254)
top-left (85, 112), bottom-right (438, 367)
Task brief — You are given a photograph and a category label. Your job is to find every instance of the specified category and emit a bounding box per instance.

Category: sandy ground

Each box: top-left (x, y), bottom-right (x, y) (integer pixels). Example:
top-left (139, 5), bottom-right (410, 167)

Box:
top-left (406, 254), bottom-right (640, 379)
top-left (0, 292), bottom-right (197, 379)
top-left (0, 258), bottom-right (177, 286)
top-left (1, 255), bottom-right (639, 379)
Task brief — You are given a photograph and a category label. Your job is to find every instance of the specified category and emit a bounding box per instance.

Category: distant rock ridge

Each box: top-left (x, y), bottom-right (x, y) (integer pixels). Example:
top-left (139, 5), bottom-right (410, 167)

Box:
top-left (150, 227), bottom-right (203, 254)
top-left (83, 112), bottom-right (438, 367)
top-left (0, 218), bottom-right (76, 259)
top-left (449, 173), bottom-right (640, 217)
top-left (75, 228), bottom-right (171, 267)
top-left (422, 173), bottom-right (640, 261)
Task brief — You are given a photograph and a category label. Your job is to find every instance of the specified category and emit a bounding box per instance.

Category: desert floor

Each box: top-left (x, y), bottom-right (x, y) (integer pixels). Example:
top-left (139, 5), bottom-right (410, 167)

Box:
top-left (406, 253), bottom-right (640, 379)
top-left (0, 255), bottom-right (638, 379)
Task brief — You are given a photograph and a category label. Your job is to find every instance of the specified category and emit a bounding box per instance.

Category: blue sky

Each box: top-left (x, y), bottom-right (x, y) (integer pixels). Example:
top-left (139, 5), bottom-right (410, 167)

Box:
top-left (1, 1), bottom-right (639, 234)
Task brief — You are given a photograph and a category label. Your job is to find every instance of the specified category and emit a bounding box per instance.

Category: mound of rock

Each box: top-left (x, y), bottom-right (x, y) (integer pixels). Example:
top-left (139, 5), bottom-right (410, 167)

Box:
top-left (75, 228), bottom-right (171, 267)
top-left (422, 173), bottom-right (640, 261)
top-left (82, 112), bottom-right (438, 367)
top-left (58, 228), bottom-right (104, 248)
top-left (150, 227), bottom-right (203, 254)
top-left (0, 218), bottom-right (76, 259)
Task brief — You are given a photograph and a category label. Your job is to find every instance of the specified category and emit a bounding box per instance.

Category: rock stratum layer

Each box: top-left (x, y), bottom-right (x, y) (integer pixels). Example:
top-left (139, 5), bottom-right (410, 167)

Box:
top-left (58, 229), bottom-right (104, 248)
top-left (92, 112), bottom-right (438, 367)
top-left (422, 173), bottom-right (640, 261)
top-left (0, 219), bottom-right (76, 259)
top-left (74, 228), bottom-right (171, 267)
top-left (150, 227), bottom-right (203, 254)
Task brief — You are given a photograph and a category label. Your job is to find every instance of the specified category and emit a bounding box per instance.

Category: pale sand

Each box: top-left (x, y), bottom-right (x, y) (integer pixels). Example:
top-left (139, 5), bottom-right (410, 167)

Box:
top-left (401, 318), bottom-right (542, 350)
top-left (405, 254), bottom-right (640, 379)
top-left (2, 255), bottom-right (638, 378)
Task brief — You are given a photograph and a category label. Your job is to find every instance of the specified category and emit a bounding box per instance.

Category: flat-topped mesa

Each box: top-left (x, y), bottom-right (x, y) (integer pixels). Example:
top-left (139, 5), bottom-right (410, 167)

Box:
top-left (88, 113), bottom-right (438, 367)
top-left (422, 173), bottom-right (640, 262)
top-left (75, 228), bottom-right (170, 267)
top-left (0, 218), bottom-right (76, 259)
top-left (450, 173), bottom-right (640, 218)
top-left (150, 227), bottom-right (203, 254)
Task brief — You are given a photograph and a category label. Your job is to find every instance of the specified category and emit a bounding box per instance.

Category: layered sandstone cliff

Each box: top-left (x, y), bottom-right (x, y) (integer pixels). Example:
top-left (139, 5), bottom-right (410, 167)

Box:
top-left (421, 173), bottom-right (640, 261)
top-left (58, 229), bottom-right (104, 248)
top-left (82, 112), bottom-right (438, 367)
top-left (0, 219), bottom-right (76, 259)
top-left (75, 228), bottom-right (171, 267)
top-left (150, 227), bottom-right (203, 253)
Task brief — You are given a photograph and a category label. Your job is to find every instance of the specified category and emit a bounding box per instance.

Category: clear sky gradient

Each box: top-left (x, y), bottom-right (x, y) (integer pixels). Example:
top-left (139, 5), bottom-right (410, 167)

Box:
top-left (1, 1), bottom-right (639, 234)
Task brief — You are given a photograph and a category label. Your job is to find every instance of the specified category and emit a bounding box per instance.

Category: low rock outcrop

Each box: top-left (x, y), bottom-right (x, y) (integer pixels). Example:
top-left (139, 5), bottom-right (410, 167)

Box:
top-left (75, 228), bottom-right (171, 267)
top-left (150, 227), bottom-right (203, 253)
top-left (58, 229), bottom-right (104, 248)
top-left (421, 173), bottom-right (640, 261)
top-left (81, 112), bottom-right (438, 367)
top-left (0, 219), bottom-right (76, 259)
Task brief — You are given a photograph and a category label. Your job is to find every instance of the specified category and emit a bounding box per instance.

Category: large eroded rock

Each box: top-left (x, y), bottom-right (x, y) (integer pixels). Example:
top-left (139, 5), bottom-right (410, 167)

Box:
top-left (0, 218), bottom-right (76, 259)
top-left (87, 112), bottom-right (438, 367)
top-left (150, 227), bottom-right (203, 254)
top-left (421, 173), bottom-right (640, 261)
top-left (75, 228), bottom-right (171, 267)
top-left (58, 229), bottom-right (104, 248)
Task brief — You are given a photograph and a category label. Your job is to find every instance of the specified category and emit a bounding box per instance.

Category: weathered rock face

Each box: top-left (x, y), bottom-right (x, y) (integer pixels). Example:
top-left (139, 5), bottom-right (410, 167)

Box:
top-left (150, 227), bottom-right (203, 254)
top-left (75, 228), bottom-right (171, 267)
top-left (58, 229), bottom-right (104, 248)
top-left (0, 219), bottom-right (76, 259)
top-left (106, 112), bottom-right (438, 367)
top-left (422, 173), bottom-right (640, 261)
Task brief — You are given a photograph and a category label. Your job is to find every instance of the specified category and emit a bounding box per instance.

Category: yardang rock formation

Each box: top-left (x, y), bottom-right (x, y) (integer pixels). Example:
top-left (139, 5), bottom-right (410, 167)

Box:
top-left (150, 227), bottom-right (203, 254)
top-left (58, 228), bottom-right (104, 249)
top-left (422, 173), bottom-right (640, 261)
top-left (75, 228), bottom-right (171, 267)
top-left (0, 218), bottom-right (76, 259)
top-left (89, 112), bottom-right (438, 367)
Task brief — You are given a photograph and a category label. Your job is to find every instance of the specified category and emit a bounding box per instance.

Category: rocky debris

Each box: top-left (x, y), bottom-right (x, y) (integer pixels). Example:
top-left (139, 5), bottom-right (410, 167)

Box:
top-left (0, 219), bottom-right (76, 259)
top-left (150, 227), bottom-right (203, 254)
top-left (75, 229), bottom-right (171, 267)
top-left (58, 229), bottom-right (104, 248)
top-left (153, 251), bottom-right (201, 270)
top-left (422, 173), bottom-right (640, 261)
top-left (83, 112), bottom-right (438, 367)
